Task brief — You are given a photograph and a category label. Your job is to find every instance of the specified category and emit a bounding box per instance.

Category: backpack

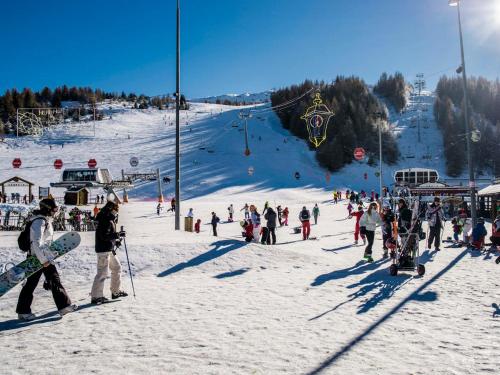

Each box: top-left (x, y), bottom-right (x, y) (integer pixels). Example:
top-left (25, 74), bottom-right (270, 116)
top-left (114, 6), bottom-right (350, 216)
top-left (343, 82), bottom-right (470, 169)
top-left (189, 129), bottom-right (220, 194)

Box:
top-left (301, 210), bottom-right (310, 221)
top-left (18, 217), bottom-right (47, 253)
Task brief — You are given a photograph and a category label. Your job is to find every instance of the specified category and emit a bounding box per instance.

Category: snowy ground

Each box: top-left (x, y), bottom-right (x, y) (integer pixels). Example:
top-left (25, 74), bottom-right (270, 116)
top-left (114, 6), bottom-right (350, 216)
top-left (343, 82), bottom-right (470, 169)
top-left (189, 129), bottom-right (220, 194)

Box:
top-left (0, 98), bottom-right (498, 374)
top-left (1, 192), bottom-right (499, 375)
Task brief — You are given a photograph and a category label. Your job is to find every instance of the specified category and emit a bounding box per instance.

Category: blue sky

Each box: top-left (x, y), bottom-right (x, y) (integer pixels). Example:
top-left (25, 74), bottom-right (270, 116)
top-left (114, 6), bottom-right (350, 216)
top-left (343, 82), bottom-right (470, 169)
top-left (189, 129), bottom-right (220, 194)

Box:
top-left (1, 0), bottom-right (499, 98)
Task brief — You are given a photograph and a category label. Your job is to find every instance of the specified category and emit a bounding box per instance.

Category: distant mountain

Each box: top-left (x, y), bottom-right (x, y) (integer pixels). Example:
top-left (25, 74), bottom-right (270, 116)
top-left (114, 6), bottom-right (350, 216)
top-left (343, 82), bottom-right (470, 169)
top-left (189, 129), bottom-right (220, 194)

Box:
top-left (191, 91), bottom-right (273, 105)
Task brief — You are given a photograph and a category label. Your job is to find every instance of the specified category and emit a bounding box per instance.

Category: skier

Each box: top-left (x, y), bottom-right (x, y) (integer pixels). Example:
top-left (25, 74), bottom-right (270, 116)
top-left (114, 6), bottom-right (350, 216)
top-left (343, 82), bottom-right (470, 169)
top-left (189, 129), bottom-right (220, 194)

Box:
top-left (168, 197), bottom-right (176, 212)
top-left (426, 197), bottom-right (444, 251)
top-left (156, 203), bottom-right (163, 216)
top-left (264, 207), bottom-right (277, 245)
top-left (299, 206), bottom-right (311, 240)
top-left (277, 205), bottom-right (283, 226)
top-left (240, 203), bottom-right (250, 220)
top-left (451, 217), bottom-right (462, 244)
top-left (91, 201), bottom-right (128, 305)
top-left (250, 205), bottom-right (261, 242)
top-left (312, 204), bottom-right (320, 225)
top-left (470, 217), bottom-right (487, 250)
top-left (333, 192), bottom-right (338, 204)
top-left (351, 205), bottom-right (366, 245)
top-left (282, 207), bottom-right (289, 226)
top-left (211, 212), bottom-right (220, 236)
top-left (16, 198), bottom-right (77, 320)
top-left (194, 219), bottom-right (201, 233)
top-left (359, 202), bottom-right (383, 262)
top-left (227, 204), bottom-right (234, 222)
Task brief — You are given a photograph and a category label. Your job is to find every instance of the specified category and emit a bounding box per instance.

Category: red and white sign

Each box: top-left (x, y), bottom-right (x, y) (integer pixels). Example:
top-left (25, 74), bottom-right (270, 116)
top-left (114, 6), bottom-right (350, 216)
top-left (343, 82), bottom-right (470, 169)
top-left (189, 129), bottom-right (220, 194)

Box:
top-left (12, 158), bottom-right (22, 168)
top-left (88, 159), bottom-right (97, 168)
top-left (354, 147), bottom-right (366, 161)
top-left (54, 159), bottom-right (63, 169)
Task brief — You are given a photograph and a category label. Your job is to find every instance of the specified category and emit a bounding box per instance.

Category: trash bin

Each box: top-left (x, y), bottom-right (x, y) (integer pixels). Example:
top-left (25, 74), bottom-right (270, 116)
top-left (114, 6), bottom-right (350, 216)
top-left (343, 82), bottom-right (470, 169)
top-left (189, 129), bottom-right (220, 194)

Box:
top-left (184, 217), bottom-right (193, 232)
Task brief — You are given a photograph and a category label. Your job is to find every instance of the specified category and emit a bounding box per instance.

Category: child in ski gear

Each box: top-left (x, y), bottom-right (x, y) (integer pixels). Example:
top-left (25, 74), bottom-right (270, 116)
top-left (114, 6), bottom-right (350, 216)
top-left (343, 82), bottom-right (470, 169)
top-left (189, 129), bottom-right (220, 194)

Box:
top-left (16, 198), bottom-right (76, 320)
top-left (250, 205), bottom-right (261, 242)
top-left (264, 207), bottom-right (277, 245)
top-left (470, 217), bottom-right (487, 250)
top-left (299, 206), bottom-right (311, 240)
top-left (157, 203), bottom-right (163, 216)
top-left (242, 219), bottom-right (254, 242)
top-left (381, 204), bottom-right (396, 257)
top-left (312, 204), bottom-right (320, 225)
top-left (277, 205), bottom-right (283, 226)
top-left (241, 203), bottom-right (250, 219)
top-left (91, 201), bottom-right (128, 305)
top-left (194, 219), bottom-right (201, 233)
top-left (227, 204), bottom-right (234, 222)
top-left (282, 207), bottom-right (289, 226)
top-left (211, 212), bottom-right (220, 236)
top-left (426, 197), bottom-right (444, 251)
top-left (351, 205), bottom-right (366, 245)
top-left (347, 202), bottom-right (353, 216)
top-left (359, 202), bottom-right (383, 261)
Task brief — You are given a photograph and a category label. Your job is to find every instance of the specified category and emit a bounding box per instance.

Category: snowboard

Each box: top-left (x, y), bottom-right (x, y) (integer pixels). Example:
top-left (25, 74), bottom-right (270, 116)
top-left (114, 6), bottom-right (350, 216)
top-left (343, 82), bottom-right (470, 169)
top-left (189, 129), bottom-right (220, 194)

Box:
top-left (0, 232), bottom-right (81, 298)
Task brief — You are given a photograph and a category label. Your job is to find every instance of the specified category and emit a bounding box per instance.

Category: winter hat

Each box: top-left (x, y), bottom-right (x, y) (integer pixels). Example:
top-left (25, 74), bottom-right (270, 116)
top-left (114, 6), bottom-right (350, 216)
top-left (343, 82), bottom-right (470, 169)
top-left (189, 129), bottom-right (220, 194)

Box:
top-left (39, 198), bottom-right (57, 214)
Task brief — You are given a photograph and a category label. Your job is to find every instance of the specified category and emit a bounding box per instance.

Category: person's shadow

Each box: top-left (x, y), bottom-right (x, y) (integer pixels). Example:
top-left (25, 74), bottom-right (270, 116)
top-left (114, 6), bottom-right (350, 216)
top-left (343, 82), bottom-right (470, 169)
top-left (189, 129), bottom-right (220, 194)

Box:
top-left (0, 311), bottom-right (61, 333)
top-left (311, 259), bottom-right (386, 287)
top-left (158, 240), bottom-right (245, 277)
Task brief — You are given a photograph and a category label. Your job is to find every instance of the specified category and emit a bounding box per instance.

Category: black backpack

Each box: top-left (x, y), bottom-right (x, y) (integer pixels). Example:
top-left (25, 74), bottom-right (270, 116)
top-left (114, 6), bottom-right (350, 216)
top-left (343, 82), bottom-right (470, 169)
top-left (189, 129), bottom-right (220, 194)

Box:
top-left (18, 217), bottom-right (46, 253)
top-left (301, 210), bottom-right (310, 221)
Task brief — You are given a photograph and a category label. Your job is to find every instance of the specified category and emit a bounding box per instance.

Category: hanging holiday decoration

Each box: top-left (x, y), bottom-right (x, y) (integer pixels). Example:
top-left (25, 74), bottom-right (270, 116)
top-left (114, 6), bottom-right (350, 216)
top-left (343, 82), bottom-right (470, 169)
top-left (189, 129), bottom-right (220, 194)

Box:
top-left (300, 92), bottom-right (334, 148)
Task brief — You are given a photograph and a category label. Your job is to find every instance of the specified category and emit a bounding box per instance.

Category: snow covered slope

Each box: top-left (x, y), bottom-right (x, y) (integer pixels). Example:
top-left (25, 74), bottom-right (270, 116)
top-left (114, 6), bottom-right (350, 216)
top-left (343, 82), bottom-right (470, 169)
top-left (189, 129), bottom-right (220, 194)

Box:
top-left (192, 91), bottom-right (272, 104)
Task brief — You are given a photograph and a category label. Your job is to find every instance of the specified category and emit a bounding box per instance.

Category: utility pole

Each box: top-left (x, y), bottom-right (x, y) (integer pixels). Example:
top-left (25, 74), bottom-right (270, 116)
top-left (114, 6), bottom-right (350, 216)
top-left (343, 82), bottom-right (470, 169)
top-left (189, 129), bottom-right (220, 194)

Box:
top-left (375, 112), bottom-right (384, 200)
top-left (414, 73), bottom-right (425, 143)
top-left (449, 0), bottom-right (477, 226)
top-left (175, 0), bottom-right (181, 230)
top-left (239, 111), bottom-right (252, 156)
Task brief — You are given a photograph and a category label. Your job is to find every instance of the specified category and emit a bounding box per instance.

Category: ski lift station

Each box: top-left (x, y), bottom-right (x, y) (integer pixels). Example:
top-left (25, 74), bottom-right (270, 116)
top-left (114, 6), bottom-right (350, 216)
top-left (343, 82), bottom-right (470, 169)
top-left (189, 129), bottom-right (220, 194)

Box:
top-left (51, 168), bottom-right (114, 188)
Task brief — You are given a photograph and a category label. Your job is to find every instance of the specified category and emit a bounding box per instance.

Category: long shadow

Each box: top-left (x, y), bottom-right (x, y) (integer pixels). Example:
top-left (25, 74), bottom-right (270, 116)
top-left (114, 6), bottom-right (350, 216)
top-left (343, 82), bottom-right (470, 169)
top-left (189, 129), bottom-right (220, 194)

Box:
top-left (322, 245), bottom-right (353, 253)
top-left (419, 249), bottom-right (438, 265)
top-left (311, 259), bottom-right (386, 287)
top-left (157, 240), bottom-right (245, 277)
top-left (214, 268), bottom-right (250, 279)
top-left (0, 311), bottom-right (60, 333)
top-left (306, 249), bottom-right (468, 375)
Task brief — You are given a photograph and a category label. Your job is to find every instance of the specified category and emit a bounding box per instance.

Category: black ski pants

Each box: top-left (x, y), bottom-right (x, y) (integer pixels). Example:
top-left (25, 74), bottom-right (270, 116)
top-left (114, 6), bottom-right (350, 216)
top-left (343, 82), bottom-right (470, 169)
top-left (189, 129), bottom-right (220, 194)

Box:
top-left (428, 226), bottom-right (441, 249)
top-left (267, 227), bottom-right (276, 245)
top-left (364, 230), bottom-right (375, 256)
top-left (16, 264), bottom-right (71, 314)
top-left (212, 224), bottom-right (217, 236)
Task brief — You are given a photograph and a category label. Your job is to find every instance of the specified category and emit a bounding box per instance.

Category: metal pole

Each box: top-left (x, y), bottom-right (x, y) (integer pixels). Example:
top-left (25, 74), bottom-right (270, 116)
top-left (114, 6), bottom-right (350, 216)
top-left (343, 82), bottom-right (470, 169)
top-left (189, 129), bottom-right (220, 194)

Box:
top-left (455, 1), bottom-right (477, 226)
top-left (175, 0), bottom-right (181, 230)
top-left (16, 108), bottom-right (19, 137)
top-left (378, 117), bottom-right (383, 200)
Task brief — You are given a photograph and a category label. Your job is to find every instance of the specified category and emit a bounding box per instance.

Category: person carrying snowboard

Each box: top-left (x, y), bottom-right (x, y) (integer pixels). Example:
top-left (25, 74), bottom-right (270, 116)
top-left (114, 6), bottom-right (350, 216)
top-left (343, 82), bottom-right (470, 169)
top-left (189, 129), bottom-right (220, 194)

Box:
top-left (299, 206), bottom-right (311, 240)
top-left (91, 201), bottom-right (128, 305)
top-left (211, 212), bottom-right (220, 236)
top-left (16, 198), bottom-right (77, 320)
top-left (426, 197), bottom-right (444, 251)
top-left (312, 204), bottom-right (320, 225)
top-left (359, 202), bottom-right (383, 262)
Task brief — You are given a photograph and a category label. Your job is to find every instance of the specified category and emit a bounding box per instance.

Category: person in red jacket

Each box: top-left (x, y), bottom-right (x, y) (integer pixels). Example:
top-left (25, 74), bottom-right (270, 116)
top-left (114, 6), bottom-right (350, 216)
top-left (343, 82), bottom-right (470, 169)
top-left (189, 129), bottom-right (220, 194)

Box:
top-left (194, 219), bottom-right (201, 233)
top-left (282, 207), bottom-right (289, 226)
top-left (350, 205), bottom-right (366, 245)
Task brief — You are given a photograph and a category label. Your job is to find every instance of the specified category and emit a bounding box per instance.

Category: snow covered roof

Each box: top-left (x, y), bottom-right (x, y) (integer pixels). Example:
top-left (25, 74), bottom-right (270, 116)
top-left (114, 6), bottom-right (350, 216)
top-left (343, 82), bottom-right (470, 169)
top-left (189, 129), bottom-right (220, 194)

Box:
top-left (478, 183), bottom-right (500, 196)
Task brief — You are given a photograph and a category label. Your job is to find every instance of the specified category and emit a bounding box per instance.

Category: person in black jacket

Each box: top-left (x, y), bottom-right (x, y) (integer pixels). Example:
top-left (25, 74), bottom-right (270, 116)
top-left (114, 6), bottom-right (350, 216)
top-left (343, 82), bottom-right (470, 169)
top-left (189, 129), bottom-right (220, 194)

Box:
top-left (264, 207), bottom-right (277, 244)
top-left (211, 212), bottom-right (220, 236)
top-left (90, 201), bottom-right (128, 304)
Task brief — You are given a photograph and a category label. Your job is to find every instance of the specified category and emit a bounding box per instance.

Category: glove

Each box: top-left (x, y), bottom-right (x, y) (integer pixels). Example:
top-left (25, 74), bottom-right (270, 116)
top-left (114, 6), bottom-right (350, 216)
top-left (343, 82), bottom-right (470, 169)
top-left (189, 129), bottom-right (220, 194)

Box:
top-left (119, 230), bottom-right (126, 238)
top-left (115, 240), bottom-right (122, 248)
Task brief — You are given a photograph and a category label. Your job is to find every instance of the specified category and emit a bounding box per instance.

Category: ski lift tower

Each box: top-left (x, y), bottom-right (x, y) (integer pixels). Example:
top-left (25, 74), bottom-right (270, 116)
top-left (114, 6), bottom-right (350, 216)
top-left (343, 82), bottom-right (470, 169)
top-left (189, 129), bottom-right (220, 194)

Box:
top-left (414, 73), bottom-right (426, 143)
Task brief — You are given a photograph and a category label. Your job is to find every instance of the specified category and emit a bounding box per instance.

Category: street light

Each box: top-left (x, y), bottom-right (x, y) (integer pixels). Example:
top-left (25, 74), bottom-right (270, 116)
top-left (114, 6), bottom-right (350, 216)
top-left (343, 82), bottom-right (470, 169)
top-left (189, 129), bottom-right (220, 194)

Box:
top-left (448, 0), bottom-right (478, 226)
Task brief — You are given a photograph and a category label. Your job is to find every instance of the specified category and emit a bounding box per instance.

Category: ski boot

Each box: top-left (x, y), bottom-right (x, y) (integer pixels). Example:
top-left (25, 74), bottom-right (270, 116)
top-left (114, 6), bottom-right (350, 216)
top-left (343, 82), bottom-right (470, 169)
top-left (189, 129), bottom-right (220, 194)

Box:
top-left (112, 291), bottom-right (129, 299)
top-left (59, 304), bottom-right (78, 317)
top-left (91, 297), bottom-right (109, 305)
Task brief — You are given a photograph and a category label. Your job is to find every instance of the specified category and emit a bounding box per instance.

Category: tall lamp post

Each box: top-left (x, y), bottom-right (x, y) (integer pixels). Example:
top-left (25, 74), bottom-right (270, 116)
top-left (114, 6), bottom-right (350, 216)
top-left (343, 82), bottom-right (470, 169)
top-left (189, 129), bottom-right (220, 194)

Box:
top-left (449, 0), bottom-right (477, 225)
top-left (375, 111), bottom-right (384, 201)
top-left (175, 0), bottom-right (181, 230)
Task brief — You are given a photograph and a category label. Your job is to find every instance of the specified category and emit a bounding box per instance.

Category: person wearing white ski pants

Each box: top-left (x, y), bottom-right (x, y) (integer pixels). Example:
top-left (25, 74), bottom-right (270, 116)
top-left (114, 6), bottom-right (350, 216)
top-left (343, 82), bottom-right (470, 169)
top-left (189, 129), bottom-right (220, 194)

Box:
top-left (91, 252), bottom-right (122, 298)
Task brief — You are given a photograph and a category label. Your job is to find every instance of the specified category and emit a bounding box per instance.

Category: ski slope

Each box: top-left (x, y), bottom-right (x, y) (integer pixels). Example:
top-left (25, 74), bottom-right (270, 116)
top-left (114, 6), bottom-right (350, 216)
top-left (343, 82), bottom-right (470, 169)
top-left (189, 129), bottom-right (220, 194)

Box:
top-left (0, 98), bottom-right (499, 374)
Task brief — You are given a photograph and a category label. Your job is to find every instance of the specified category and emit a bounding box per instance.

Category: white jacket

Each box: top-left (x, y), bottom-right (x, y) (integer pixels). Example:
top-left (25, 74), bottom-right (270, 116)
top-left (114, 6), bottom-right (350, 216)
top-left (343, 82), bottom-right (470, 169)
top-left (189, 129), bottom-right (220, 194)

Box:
top-left (359, 211), bottom-right (383, 231)
top-left (30, 215), bottom-right (54, 264)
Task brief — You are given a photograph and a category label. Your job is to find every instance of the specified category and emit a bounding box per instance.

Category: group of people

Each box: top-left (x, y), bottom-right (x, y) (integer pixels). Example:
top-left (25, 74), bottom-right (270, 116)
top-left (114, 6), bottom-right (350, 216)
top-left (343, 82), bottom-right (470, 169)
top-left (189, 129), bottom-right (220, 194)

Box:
top-left (16, 198), bottom-right (128, 321)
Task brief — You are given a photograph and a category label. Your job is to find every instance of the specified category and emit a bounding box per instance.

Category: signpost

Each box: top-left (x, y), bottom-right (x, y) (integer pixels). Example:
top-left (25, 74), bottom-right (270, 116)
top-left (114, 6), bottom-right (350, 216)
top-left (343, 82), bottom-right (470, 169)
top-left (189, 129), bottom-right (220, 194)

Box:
top-left (12, 158), bottom-right (22, 168)
top-left (354, 148), bottom-right (366, 161)
top-left (130, 157), bottom-right (139, 168)
top-left (88, 159), bottom-right (97, 168)
top-left (54, 159), bottom-right (63, 169)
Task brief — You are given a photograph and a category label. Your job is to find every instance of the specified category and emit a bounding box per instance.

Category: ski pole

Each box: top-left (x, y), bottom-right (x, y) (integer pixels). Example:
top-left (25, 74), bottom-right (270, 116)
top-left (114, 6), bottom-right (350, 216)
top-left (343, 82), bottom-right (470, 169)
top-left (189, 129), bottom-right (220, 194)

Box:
top-left (121, 226), bottom-right (136, 298)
